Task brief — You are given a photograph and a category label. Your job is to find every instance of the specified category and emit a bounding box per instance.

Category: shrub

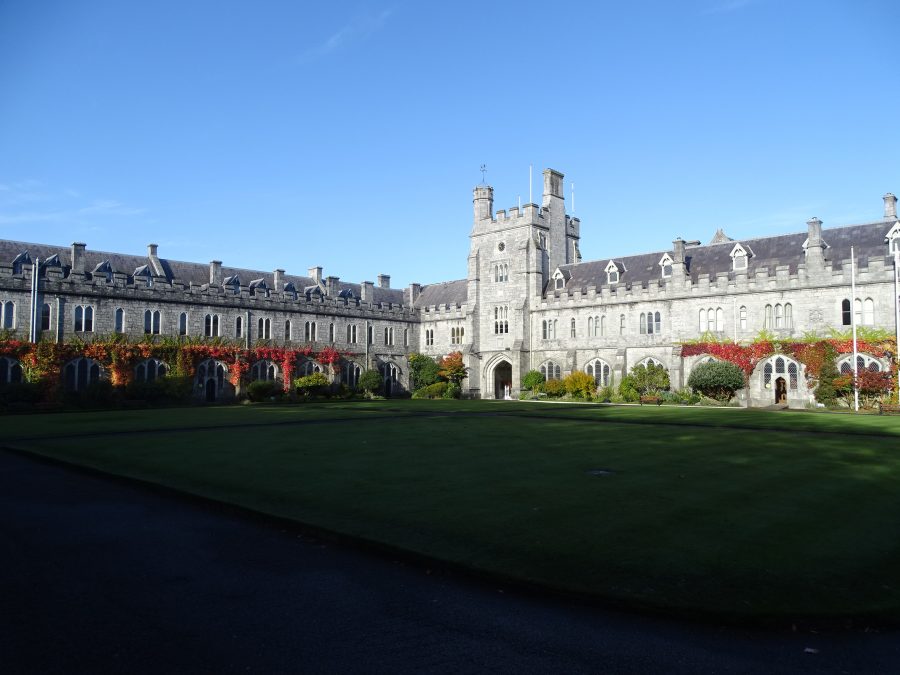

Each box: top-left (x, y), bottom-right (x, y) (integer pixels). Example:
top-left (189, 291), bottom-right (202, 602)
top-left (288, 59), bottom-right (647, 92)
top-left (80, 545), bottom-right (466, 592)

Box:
top-left (358, 370), bottom-right (383, 396)
top-left (629, 363), bottom-right (670, 396)
top-left (594, 385), bottom-right (614, 403)
top-left (408, 353), bottom-right (440, 389)
top-left (522, 370), bottom-right (545, 393)
top-left (814, 356), bottom-right (839, 405)
top-left (542, 379), bottom-right (566, 398)
top-left (294, 372), bottom-right (329, 396)
top-left (246, 380), bottom-right (284, 402)
top-left (618, 376), bottom-right (640, 403)
top-left (687, 360), bottom-right (745, 402)
top-left (412, 382), bottom-right (448, 399)
top-left (442, 382), bottom-right (461, 399)
top-left (563, 371), bottom-right (596, 399)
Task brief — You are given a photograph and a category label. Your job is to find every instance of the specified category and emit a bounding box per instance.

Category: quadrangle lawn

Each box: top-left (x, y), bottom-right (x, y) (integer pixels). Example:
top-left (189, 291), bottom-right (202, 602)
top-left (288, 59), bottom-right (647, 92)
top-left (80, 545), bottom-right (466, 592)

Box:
top-left (6, 400), bottom-right (900, 624)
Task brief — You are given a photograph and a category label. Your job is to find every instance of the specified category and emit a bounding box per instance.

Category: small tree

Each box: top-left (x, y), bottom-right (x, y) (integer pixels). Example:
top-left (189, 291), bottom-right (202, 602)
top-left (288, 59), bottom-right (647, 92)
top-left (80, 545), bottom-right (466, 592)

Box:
top-left (358, 369), bottom-right (383, 397)
top-left (438, 351), bottom-right (467, 385)
top-left (629, 363), bottom-right (670, 396)
top-left (408, 353), bottom-right (440, 389)
top-left (294, 372), bottom-right (329, 397)
top-left (687, 360), bottom-right (745, 402)
top-left (522, 369), bottom-right (545, 394)
top-left (814, 357), bottom-right (839, 405)
top-left (563, 371), bottom-right (596, 399)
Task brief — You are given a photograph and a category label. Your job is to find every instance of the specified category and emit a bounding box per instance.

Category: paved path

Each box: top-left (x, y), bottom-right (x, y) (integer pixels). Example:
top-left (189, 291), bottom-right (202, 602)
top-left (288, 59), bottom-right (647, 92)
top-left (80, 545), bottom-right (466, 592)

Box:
top-left (1, 449), bottom-right (898, 674)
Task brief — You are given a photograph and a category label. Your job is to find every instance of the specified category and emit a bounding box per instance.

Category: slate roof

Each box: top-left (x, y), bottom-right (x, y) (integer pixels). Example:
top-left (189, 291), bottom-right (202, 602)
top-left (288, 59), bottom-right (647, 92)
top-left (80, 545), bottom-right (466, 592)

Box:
top-left (414, 279), bottom-right (468, 309)
top-left (0, 239), bottom-right (407, 305)
top-left (555, 220), bottom-right (898, 295)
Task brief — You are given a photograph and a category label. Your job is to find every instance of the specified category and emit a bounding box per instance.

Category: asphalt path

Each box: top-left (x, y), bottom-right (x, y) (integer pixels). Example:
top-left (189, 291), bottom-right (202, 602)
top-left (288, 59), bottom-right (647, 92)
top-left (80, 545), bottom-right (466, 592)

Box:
top-left (2, 449), bottom-right (898, 675)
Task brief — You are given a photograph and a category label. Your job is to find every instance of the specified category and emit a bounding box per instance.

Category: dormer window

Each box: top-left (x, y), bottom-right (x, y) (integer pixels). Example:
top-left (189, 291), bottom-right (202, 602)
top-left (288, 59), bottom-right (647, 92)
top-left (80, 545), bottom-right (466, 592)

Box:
top-left (12, 251), bottom-right (32, 275)
top-left (555, 277), bottom-right (564, 289)
top-left (658, 253), bottom-right (673, 278)
top-left (604, 260), bottom-right (621, 285)
top-left (730, 243), bottom-right (749, 271)
top-left (223, 275), bottom-right (241, 295)
top-left (885, 221), bottom-right (900, 256)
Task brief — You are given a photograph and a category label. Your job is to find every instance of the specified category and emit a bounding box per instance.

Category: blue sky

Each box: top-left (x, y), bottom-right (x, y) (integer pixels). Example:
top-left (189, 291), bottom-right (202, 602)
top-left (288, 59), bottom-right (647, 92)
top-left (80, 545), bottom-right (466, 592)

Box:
top-left (1, 1), bottom-right (897, 287)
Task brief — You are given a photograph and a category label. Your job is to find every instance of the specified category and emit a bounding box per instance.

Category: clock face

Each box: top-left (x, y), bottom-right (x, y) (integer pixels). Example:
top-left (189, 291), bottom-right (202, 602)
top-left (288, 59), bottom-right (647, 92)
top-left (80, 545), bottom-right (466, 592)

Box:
top-left (498, 242), bottom-right (505, 252)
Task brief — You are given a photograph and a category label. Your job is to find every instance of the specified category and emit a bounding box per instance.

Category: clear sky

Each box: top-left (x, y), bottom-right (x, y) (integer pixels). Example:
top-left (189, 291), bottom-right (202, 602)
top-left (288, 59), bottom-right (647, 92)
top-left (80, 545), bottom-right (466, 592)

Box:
top-left (1, 1), bottom-right (897, 288)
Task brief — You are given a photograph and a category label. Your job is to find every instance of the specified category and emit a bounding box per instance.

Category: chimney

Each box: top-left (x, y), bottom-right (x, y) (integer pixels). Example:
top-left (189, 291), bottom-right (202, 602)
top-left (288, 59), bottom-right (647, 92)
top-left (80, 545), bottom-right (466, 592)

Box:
top-left (377, 274), bottom-right (390, 289)
top-left (209, 260), bottom-right (222, 285)
top-left (473, 185), bottom-right (493, 222)
top-left (147, 243), bottom-right (163, 276)
top-left (71, 242), bottom-right (86, 274)
top-left (407, 282), bottom-right (421, 305)
top-left (542, 168), bottom-right (564, 206)
top-left (147, 243), bottom-right (158, 257)
top-left (884, 193), bottom-right (897, 220)
top-left (806, 217), bottom-right (825, 269)
top-left (308, 266), bottom-right (323, 285)
top-left (672, 238), bottom-right (686, 264)
top-left (360, 280), bottom-right (374, 302)
top-left (325, 275), bottom-right (339, 296)
top-left (274, 269), bottom-right (284, 291)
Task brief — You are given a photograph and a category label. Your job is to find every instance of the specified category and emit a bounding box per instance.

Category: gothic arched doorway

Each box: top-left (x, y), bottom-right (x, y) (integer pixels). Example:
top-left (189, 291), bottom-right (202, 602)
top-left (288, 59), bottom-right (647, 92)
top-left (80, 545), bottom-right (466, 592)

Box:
top-left (493, 360), bottom-right (512, 400)
top-left (775, 377), bottom-right (787, 404)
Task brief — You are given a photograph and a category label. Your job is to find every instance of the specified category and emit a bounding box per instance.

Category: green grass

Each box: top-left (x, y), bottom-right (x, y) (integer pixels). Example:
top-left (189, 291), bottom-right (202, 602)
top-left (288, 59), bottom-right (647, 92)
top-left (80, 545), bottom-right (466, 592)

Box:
top-left (7, 400), bottom-right (900, 624)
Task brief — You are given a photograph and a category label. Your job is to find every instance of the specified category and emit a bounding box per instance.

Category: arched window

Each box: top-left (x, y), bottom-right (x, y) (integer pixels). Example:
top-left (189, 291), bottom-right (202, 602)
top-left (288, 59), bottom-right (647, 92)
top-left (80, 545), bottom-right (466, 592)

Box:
top-left (540, 361), bottom-right (561, 381)
top-left (739, 306), bottom-right (747, 331)
top-left (0, 357), bottom-right (24, 384)
top-left (195, 359), bottom-right (229, 399)
top-left (494, 306), bottom-right (509, 334)
top-left (762, 356), bottom-right (799, 390)
top-left (854, 299), bottom-right (862, 326)
top-left (299, 360), bottom-right (322, 376)
top-left (134, 358), bottom-right (168, 383)
top-left (639, 357), bottom-right (663, 369)
top-left (258, 317), bottom-right (271, 340)
top-left (425, 328), bottom-right (433, 346)
top-left (600, 315), bottom-right (606, 336)
top-left (639, 313), bottom-right (647, 335)
top-left (764, 304), bottom-right (773, 329)
top-left (619, 314), bottom-right (625, 335)
top-left (588, 317), bottom-right (594, 336)
top-left (699, 308), bottom-right (706, 332)
top-left (654, 312), bottom-right (661, 334)
top-left (179, 312), bottom-right (188, 336)
top-left (329, 322), bottom-right (335, 343)
top-left (863, 298), bottom-right (874, 326)
top-left (250, 360), bottom-right (279, 382)
top-left (774, 303), bottom-right (784, 328)
top-left (715, 308), bottom-right (723, 332)
top-left (83, 306), bottom-right (93, 332)
top-left (784, 303), bottom-right (793, 329)
top-left (74, 305), bottom-right (83, 332)
top-left (839, 354), bottom-right (883, 374)
top-left (144, 310), bottom-right (161, 335)
top-left (235, 316), bottom-right (243, 338)
top-left (542, 320), bottom-right (548, 340)
top-left (41, 303), bottom-right (51, 332)
top-left (347, 324), bottom-right (357, 344)
top-left (63, 357), bottom-right (104, 392)
top-left (555, 277), bottom-right (564, 290)
top-left (661, 263), bottom-right (672, 278)
top-left (570, 317), bottom-right (576, 338)
top-left (707, 307), bottom-right (716, 332)
top-left (404, 328), bottom-right (409, 346)
top-left (344, 361), bottom-right (361, 388)
top-left (285, 320), bottom-right (292, 341)
top-left (114, 308), bottom-right (124, 334)
top-left (841, 299), bottom-right (851, 326)
top-left (72, 305), bottom-right (93, 332)
top-left (585, 359), bottom-right (611, 387)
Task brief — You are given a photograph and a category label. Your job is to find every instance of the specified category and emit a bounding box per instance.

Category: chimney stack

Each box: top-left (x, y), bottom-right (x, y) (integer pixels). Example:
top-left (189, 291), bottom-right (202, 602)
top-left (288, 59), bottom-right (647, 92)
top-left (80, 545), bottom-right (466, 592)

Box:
top-left (377, 274), bottom-right (390, 289)
top-left (542, 168), bottom-right (564, 207)
top-left (407, 282), bottom-right (421, 305)
top-left (884, 193), bottom-right (897, 220)
top-left (806, 218), bottom-right (825, 269)
top-left (274, 269), bottom-right (284, 291)
top-left (71, 242), bottom-right (86, 274)
top-left (326, 275), bottom-right (339, 296)
top-left (308, 266), bottom-right (323, 285)
top-left (209, 260), bottom-right (222, 285)
top-left (360, 281), bottom-right (374, 302)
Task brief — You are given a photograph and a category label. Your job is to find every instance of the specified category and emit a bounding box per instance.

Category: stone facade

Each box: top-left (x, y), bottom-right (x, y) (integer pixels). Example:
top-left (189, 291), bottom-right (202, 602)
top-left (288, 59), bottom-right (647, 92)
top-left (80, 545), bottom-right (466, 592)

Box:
top-left (1, 170), bottom-right (898, 407)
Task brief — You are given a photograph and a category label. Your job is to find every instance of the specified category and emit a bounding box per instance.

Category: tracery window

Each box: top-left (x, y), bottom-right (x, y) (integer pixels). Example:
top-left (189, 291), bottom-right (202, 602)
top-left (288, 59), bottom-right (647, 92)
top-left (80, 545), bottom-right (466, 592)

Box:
top-left (0, 356), bottom-right (23, 384)
top-left (495, 306), bottom-right (509, 334)
top-left (250, 360), bottom-right (279, 382)
top-left (135, 358), bottom-right (168, 383)
top-left (450, 325), bottom-right (464, 345)
top-left (762, 356), bottom-right (799, 391)
top-left (73, 305), bottom-right (93, 332)
top-left (64, 357), bottom-right (104, 391)
top-left (838, 354), bottom-right (883, 374)
top-left (204, 313), bottom-right (219, 337)
top-left (585, 359), bottom-right (611, 387)
top-left (540, 361), bottom-right (561, 381)
top-left (144, 309), bottom-right (161, 335)
top-left (346, 324), bottom-right (358, 344)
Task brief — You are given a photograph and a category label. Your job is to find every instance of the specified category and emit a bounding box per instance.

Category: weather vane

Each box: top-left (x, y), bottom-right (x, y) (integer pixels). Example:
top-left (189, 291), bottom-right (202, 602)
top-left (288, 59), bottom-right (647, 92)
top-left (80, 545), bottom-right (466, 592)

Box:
top-left (480, 164), bottom-right (487, 185)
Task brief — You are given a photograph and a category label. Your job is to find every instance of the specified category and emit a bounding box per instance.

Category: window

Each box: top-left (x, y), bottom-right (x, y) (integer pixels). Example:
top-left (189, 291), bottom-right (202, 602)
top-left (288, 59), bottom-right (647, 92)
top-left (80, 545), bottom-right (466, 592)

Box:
top-left (305, 321), bottom-right (317, 342)
top-left (588, 317), bottom-right (594, 337)
top-left (494, 306), bottom-right (509, 334)
top-left (608, 269), bottom-right (619, 284)
top-left (41, 303), bottom-right (51, 332)
top-left (841, 299), bottom-right (852, 326)
top-left (235, 316), bottom-right (243, 338)
top-left (329, 322), bottom-right (335, 343)
top-left (63, 357), bottom-right (104, 391)
top-left (640, 313), bottom-right (646, 334)
top-left (258, 317), bottom-right (271, 340)
top-left (115, 308), bottom-right (124, 334)
top-left (784, 303), bottom-right (793, 329)
top-left (619, 314), bottom-right (625, 335)
top-left (863, 298), bottom-right (874, 326)
top-left (661, 263), bottom-right (672, 278)
top-left (541, 318), bottom-right (556, 340)
top-left (733, 252), bottom-right (747, 270)
top-left (764, 304), bottom-right (773, 329)
top-left (344, 361), bottom-right (361, 388)
top-left (600, 315), bottom-right (606, 336)
top-left (367, 324), bottom-right (373, 345)
top-left (0, 357), bottom-right (23, 384)
top-left (204, 314), bottom-right (220, 337)
top-left (570, 318), bottom-right (576, 338)
top-left (404, 328), bottom-right (409, 347)
top-left (585, 359), bottom-right (611, 387)
top-left (739, 306), bottom-right (747, 331)
top-left (774, 303), bottom-right (784, 329)
top-left (179, 312), bottom-right (188, 336)
top-left (451, 326), bottom-right (464, 345)
top-left (555, 277), bottom-right (564, 290)
top-left (839, 354), bottom-right (883, 374)
top-left (299, 360), bottom-right (321, 376)
top-left (425, 328), bottom-right (434, 346)
top-left (250, 360), bottom-right (279, 382)
top-left (763, 356), bottom-right (799, 391)
top-left (346, 324), bottom-right (357, 344)
top-left (540, 361), bottom-right (561, 381)
top-left (640, 311), bottom-right (662, 335)
top-left (699, 308), bottom-right (706, 332)
top-left (144, 309), bottom-right (161, 335)
top-left (384, 326), bottom-right (394, 345)
top-left (73, 305), bottom-right (93, 332)
top-left (494, 263), bottom-right (509, 282)
top-left (135, 358), bottom-right (168, 383)
top-left (285, 320), bottom-right (292, 341)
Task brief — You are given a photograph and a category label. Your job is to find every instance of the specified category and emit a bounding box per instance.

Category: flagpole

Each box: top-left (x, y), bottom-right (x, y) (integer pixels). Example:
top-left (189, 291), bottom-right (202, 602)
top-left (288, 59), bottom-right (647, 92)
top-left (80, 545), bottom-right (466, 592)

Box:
top-left (851, 246), bottom-right (859, 412)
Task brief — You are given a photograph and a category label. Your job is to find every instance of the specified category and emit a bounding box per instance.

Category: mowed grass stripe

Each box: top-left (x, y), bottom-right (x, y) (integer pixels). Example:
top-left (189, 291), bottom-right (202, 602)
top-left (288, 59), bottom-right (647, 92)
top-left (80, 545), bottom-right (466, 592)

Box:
top-left (12, 404), bottom-right (900, 622)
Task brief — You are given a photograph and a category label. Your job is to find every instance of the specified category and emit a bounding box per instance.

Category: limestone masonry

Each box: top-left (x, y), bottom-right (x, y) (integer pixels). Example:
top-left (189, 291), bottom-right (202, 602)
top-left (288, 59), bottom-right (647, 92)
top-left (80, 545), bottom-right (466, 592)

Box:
top-left (2, 168), bottom-right (899, 407)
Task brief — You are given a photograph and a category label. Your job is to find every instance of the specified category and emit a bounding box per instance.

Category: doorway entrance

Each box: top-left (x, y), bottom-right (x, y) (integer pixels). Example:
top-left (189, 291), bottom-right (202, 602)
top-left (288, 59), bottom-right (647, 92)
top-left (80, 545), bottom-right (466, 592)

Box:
top-left (775, 377), bottom-right (787, 404)
top-left (493, 360), bottom-right (512, 399)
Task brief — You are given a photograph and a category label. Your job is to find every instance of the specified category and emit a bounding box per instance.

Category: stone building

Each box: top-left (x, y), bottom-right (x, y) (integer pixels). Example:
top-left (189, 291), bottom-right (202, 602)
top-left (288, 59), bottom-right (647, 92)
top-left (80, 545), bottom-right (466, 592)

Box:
top-left (1, 168), bottom-right (898, 406)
